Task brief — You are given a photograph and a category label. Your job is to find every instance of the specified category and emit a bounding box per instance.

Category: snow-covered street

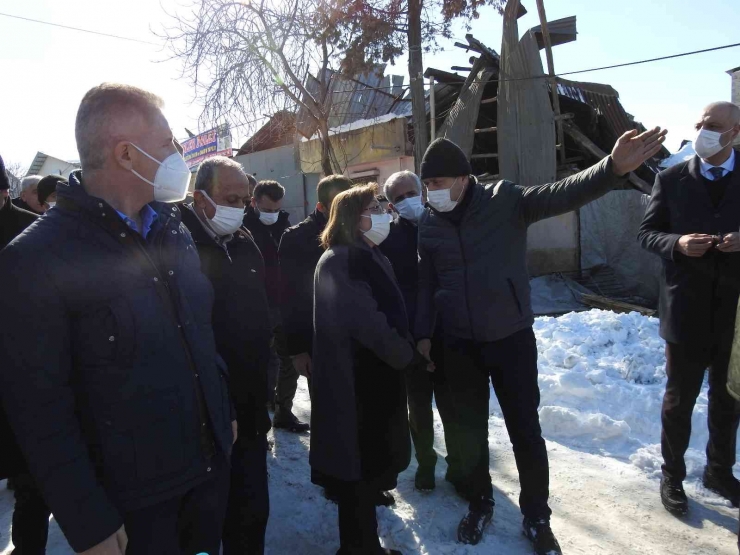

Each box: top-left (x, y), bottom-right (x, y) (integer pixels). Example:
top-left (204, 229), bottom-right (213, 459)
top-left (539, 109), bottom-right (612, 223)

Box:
top-left (1, 310), bottom-right (737, 554)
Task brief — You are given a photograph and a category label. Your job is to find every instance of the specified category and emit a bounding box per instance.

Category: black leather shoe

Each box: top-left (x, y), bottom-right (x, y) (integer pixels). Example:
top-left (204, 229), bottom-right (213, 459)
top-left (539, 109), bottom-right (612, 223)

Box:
top-left (703, 466), bottom-right (740, 507)
top-left (273, 409), bottom-right (310, 433)
top-left (522, 518), bottom-right (562, 555)
top-left (457, 497), bottom-right (494, 545)
top-left (415, 465), bottom-right (436, 491)
top-left (660, 477), bottom-right (688, 516)
top-left (374, 490), bottom-right (396, 507)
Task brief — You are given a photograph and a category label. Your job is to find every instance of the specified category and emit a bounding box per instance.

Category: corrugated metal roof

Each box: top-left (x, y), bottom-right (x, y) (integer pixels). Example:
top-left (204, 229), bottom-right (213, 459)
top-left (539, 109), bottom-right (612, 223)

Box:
top-left (295, 68), bottom-right (410, 139)
top-left (556, 78), bottom-right (669, 173)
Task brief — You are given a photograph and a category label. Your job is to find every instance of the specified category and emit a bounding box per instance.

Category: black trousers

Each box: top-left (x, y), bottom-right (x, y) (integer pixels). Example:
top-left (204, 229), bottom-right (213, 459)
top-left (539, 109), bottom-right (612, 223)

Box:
top-left (11, 472), bottom-right (51, 555)
top-left (223, 434), bottom-right (270, 555)
top-left (444, 327), bottom-right (551, 519)
top-left (336, 480), bottom-right (381, 555)
top-left (123, 455), bottom-right (230, 555)
top-left (406, 337), bottom-right (462, 477)
top-left (661, 340), bottom-right (740, 481)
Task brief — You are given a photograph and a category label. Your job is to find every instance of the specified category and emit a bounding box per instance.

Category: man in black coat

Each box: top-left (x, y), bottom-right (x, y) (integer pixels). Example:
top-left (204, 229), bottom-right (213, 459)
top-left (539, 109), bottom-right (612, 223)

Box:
top-left (244, 181), bottom-right (310, 432)
top-left (12, 175), bottom-right (45, 215)
top-left (181, 156), bottom-right (273, 554)
top-left (0, 84), bottom-right (235, 554)
top-left (0, 154), bottom-right (52, 554)
top-left (639, 101), bottom-right (740, 516)
top-left (0, 154), bottom-right (38, 250)
top-left (379, 171), bottom-right (462, 493)
top-left (415, 130), bottom-right (666, 553)
top-left (279, 174), bottom-right (353, 378)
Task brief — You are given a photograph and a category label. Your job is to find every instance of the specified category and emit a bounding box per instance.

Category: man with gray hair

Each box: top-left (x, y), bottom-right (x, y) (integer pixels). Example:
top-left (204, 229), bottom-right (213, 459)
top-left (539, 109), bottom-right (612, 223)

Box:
top-left (0, 83), bottom-right (235, 554)
top-left (180, 155), bottom-right (273, 554)
top-left (379, 170), bottom-right (462, 493)
top-left (12, 175), bottom-right (45, 214)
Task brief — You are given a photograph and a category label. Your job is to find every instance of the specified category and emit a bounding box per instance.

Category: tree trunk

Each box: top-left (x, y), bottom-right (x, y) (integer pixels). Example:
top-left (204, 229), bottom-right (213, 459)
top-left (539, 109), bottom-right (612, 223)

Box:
top-left (318, 121), bottom-right (334, 176)
top-left (407, 0), bottom-right (428, 174)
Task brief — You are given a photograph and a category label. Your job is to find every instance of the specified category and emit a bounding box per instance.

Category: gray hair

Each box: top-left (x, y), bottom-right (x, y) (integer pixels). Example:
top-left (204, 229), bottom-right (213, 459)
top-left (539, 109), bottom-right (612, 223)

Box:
top-left (194, 156), bottom-right (246, 195)
top-left (75, 83), bottom-right (164, 171)
top-left (383, 171), bottom-right (422, 201)
top-left (20, 175), bottom-right (42, 192)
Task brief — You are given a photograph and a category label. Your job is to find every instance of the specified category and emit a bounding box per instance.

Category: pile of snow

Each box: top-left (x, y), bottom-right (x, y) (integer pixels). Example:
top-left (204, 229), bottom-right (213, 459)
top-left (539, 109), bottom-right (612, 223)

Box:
top-left (2, 309), bottom-right (737, 554)
top-left (659, 141), bottom-right (696, 168)
top-left (527, 310), bottom-right (730, 480)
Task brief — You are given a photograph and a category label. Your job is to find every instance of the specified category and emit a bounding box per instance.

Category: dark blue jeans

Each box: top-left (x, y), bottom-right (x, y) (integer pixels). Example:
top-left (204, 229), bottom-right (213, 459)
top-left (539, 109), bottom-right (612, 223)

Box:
top-left (444, 327), bottom-right (551, 519)
top-left (223, 434), bottom-right (270, 555)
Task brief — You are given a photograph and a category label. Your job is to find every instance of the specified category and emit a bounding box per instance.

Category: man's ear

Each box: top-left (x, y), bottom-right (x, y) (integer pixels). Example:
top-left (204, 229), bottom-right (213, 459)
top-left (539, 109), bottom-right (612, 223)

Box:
top-left (388, 202), bottom-right (398, 214)
top-left (114, 141), bottom-right (134, 171)
top-left (251, 196), bottom-right (257, 208)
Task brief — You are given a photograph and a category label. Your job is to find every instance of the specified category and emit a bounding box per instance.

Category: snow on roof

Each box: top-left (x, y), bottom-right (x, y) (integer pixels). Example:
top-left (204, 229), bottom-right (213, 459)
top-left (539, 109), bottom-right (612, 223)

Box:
top-left (300, 113), bottom-right (405, 142)
top-left (659, 141), bottom-right (696, 168)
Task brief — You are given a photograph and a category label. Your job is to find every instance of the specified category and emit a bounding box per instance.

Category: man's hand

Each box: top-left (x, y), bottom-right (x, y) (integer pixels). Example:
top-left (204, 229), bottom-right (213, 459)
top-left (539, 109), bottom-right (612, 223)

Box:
top-left (676, 234), bottom-right (714, 257)
top-left (292, 352), bottom-right (312, 378)
top-left (610, 127), bottom-right (668, 177)
top-left (717, 232), bottom-right (740, 253)
top-left (232, 420), bottom-right (238, 445)
top-left (77, 526), bottom-right (127, 555)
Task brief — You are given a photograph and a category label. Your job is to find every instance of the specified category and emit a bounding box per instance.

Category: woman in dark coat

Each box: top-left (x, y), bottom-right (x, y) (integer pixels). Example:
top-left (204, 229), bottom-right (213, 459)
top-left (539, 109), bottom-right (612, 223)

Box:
top-left (310, 184), bottom-right (423, 555)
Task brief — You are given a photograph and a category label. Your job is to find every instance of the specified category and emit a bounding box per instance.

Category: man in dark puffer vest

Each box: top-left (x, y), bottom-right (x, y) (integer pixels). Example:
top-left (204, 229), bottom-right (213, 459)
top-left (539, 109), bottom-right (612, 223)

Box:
top-left (415, 131), bottom-right (666, 554)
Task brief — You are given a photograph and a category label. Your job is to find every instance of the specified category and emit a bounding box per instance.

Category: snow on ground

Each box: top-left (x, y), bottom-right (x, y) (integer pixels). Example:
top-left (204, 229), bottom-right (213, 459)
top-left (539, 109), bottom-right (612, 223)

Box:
top-left (1, 310), bottom-right (737, 554)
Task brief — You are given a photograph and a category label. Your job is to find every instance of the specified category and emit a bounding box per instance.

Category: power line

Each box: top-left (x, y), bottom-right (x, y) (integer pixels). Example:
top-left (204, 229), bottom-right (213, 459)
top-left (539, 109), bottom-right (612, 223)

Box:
top-left (0, 11), bottom-right (159, 46)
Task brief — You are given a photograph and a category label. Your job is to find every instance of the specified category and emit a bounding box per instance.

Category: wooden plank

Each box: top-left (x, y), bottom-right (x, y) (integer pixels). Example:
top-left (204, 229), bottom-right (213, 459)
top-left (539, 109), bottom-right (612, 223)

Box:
top-left (481, 96), bottom-right (498, 104)
top-left (471, 153), bottom-right (499, 159)
top-left (474, 127), bottom-right (497, 134)
top-left (554, 113), bottom-right (575, 121)
top-left (535, 0), bottom-right (566, 165)
top-left (562, 121), bottom-right (653, 194)
top-left (498, 0), bottom-right (556, 186)
top-left (438, 56), bottom-right (494, 157)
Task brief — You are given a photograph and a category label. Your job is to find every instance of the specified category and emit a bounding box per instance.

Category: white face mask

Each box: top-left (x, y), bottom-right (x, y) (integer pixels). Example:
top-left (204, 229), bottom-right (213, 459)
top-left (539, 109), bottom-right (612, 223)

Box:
top-left (361, 212), bottom-right (392, 246)
top-left (427, 178), bottom-right (463, 212)
top-left (130, 143), bottom-right (191, 203)
top-left (199, 190), bottom-right (244, 236)
top-left (394, 195), bottom-right (425, 222)
top-left (258, 210), bottom-right (280, 225)
top-left (694, 128), bottom-right (733, 160)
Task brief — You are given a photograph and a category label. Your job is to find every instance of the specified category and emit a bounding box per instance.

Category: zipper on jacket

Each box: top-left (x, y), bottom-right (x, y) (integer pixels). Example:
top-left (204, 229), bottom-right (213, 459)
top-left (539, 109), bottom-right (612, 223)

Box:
top-left (456, 227), bottom-right (477, 342)
top-left (138, 221), bottom-right (216, 461)
top-left (507, 278), bottom-right (523, 315)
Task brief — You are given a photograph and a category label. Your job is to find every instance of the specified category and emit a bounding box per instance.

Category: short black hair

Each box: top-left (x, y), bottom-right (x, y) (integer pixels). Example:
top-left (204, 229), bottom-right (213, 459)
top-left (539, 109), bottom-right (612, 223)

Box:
top-left (317, 174), bottom-right (353, 208)
top-left (37, 175), bottom-right (67, 205)
top-left (0, 154), bottom-right (9, 191)
top-left (376, 195), bottom-right (388, 203)
top-left (253, 180), bottom-right (285, 202)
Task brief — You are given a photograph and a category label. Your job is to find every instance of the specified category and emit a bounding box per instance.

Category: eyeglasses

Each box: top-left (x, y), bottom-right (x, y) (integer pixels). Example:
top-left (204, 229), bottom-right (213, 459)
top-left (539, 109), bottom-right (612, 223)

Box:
top-left (363, 205), bottom-right (384, 215)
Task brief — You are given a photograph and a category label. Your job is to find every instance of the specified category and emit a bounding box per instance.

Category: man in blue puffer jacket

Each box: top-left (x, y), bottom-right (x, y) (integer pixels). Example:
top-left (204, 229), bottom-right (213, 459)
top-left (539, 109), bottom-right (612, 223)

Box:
top-left (0, 83), bottom-right (236, 555)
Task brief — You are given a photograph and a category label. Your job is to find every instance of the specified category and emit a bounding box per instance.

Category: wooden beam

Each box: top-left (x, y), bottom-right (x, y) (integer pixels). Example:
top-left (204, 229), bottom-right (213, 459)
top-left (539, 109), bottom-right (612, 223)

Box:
top-left (562, 121), bottom-right (653, 194)
top-left (474, 127), bottom-right (498, 134)
top-left (471, 153), bottom-right (499, 159)
top-left (481, 96), bottom-right (498, 104)
top-left (451, 66), bottom-right (473, 72)
top-left (554, 113), bottom-right (574, 121)
top-left (429, 76), bottom-right (436, 141)
top-left (578, 293), bottom-right (655, 317)
top-left (535, 0), bottom-right (567, 165)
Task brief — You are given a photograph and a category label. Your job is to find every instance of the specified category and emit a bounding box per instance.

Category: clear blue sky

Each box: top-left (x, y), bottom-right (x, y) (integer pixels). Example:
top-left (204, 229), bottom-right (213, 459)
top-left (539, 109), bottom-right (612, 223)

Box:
top-left (0, 0), bottom-right (738, 172)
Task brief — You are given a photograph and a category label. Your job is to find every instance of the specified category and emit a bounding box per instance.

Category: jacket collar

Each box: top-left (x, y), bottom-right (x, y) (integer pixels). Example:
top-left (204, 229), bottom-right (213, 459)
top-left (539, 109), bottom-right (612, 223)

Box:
top-left (681, 150), bottom-right (740, 211)
top-left (58, 170), bottom-right (182, 235)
